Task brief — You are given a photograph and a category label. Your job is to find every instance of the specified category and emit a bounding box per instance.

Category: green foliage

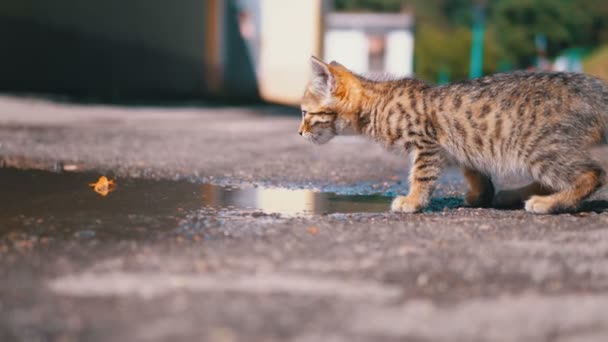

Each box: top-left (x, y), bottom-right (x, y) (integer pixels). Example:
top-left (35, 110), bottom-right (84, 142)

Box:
top-left (492, 0), bottom-right (608, 66)
top-left (334, 0), bottom-right (404, 12)
top-left (333, 0), bottom-right (608, 83)
top-left (584, 45), bottom-right (608, 80)
top-left (415, 24), bottom-right (501, 82)
top-left (415, 25), bottom-right (470, 82)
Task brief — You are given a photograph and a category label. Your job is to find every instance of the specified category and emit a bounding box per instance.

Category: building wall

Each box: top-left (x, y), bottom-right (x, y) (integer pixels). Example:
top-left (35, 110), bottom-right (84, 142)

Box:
top-left (0, 0), bottom-right (258, 101)
top-left (257, 0), bottom-right (324, 105)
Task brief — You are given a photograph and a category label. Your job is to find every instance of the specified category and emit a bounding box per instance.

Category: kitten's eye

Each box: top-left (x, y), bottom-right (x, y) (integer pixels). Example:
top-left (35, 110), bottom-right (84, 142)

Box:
top-left (301, 110), bottom-right (307, 118)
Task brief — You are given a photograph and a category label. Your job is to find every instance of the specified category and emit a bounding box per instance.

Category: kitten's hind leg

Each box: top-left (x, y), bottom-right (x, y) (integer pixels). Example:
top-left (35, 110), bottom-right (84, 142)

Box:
top-left (525, 161), bottom-right (605, 214)
top-left (463, 167), bottom-right (495, 207)
top-left (494, 182), bottom-right (553, 209)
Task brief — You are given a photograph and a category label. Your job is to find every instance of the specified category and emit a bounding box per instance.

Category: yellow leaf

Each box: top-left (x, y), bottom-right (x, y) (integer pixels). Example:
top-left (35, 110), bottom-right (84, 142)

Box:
top-left (89, 176), bottom-right (116, 196)
top-left (306, 226), bottom-right (319, 235)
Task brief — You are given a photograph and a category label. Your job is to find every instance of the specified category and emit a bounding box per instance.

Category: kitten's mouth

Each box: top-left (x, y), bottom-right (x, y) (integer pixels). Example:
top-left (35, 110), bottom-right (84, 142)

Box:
top-left (303, 131), bottom-right (334, 145)
top-left (303, 133), bottom-right (319, 145)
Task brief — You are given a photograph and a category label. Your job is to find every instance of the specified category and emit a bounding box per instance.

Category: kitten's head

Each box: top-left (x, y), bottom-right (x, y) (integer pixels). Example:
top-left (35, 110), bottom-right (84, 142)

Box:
top-left (298, 56), bottom-right (361, 145)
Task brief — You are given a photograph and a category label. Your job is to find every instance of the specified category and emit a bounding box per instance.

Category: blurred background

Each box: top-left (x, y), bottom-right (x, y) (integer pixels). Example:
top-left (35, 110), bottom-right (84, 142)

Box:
top-left (1, 0), bottom-right (607, 105)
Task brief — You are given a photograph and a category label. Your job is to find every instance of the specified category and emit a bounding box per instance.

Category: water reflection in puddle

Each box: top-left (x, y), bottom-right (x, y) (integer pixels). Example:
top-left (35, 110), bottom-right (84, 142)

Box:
top-left (201, 185), bottom-right (390, 215)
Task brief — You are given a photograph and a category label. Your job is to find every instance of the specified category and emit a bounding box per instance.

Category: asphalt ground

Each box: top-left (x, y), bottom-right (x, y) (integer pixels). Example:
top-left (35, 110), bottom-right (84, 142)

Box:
top-left (1, 95), bottom-right (608, 342)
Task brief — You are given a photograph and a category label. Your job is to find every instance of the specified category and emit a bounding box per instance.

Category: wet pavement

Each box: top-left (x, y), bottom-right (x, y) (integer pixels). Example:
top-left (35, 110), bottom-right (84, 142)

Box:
top-left (2, 95), bottom-right (608, 342)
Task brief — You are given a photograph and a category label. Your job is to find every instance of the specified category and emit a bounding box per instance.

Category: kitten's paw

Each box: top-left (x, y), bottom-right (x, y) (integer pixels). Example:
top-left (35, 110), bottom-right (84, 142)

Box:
top-left (524, 195), bottom-right (556, 214)
top-left (465, 190), bottom-right (494, 208)
top-left (493, 190), bottom-right (524, 208)
top-left (391, 196), bottom-right (425, 213)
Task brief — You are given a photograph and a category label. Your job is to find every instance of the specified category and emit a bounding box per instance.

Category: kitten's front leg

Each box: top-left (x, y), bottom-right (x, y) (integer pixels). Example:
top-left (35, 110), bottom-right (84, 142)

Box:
top-left (392, 148), bottom-right (445, 213)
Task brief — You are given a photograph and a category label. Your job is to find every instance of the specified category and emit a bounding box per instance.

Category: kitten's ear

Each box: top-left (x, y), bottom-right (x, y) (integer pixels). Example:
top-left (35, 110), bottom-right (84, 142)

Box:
top-left (329, 60), bottom-right (346, 69)
top-left (310, 56), bottom-right (336, 97)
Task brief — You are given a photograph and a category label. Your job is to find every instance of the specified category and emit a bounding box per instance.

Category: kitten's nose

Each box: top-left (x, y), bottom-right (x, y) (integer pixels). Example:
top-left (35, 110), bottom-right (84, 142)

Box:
top-left (298, 130), bottom-right (303, 136)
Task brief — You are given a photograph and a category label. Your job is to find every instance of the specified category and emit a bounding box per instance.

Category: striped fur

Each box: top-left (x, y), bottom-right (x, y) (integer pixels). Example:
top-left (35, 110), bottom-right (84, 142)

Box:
top-left (299, 57), bottom-right (608, 214)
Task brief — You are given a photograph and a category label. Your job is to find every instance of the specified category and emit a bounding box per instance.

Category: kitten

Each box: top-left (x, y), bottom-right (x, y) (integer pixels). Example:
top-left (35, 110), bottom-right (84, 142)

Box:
top-left (298, 56), bottom-right (608, 214)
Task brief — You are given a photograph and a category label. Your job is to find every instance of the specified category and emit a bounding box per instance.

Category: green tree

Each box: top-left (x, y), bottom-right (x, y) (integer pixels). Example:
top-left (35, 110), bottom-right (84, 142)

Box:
top-left (333, 0), bottom-right (608, 80)
top-left (334, 0), bottom-right (403, 12)
top-left (584, 45), bottom-right (608, 80)
top-left (415, 24), bottom-right (500, 82)
top-left (493, 0), bottom-right (592, 66)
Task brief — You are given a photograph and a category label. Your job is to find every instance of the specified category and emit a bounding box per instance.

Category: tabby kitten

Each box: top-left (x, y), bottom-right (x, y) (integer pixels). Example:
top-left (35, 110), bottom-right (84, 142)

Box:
top-left (299, 56), bottom-right (608, 214)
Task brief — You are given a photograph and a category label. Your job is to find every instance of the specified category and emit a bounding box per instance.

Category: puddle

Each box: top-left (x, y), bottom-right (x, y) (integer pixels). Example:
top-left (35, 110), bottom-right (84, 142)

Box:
top-left (0, 168), bottom-right (476, 240)
top-left (0, 167), bottom-right (392, 216)
top-left (0, 168), bottom-right (402, 239)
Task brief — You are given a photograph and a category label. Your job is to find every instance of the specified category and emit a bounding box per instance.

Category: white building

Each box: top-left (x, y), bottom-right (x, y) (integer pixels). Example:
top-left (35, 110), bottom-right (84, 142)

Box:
top-left (236, 1), bottom-right (415, 104)
top-left (324, 12), bottom-right (415, 78)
